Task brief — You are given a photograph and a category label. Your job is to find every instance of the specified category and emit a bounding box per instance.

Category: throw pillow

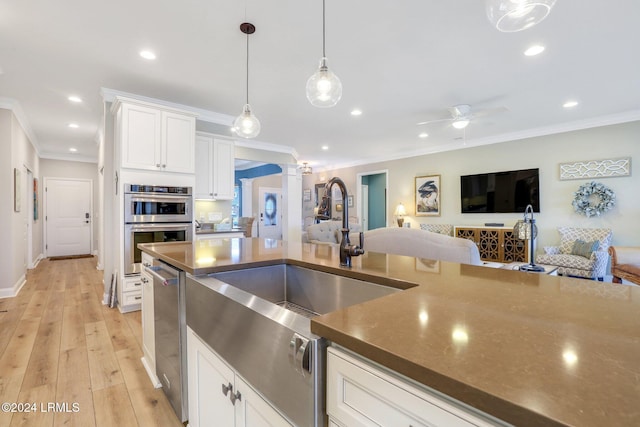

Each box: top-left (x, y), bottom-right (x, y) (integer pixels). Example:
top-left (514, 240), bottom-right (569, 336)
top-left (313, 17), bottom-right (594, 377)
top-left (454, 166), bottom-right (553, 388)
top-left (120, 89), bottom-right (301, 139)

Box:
top-left (571, 239), bottom-right (600, 258)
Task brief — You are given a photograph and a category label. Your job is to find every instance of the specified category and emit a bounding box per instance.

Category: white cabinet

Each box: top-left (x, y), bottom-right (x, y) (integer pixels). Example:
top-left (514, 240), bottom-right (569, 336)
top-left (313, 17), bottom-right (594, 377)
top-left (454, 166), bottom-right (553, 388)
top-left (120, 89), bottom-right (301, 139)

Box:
top-left (140, 252), bottom-right (160, 387)
top-left (187, 327), bottom-right (293, 427)
top-left (327, 347), bottom-right (499, 427)
top-left (195, 132), bottom-right (235, 200)
top-left (115, 98), bottom-right (196, 174)
top-left (119, 274), bottom-right (142, 312)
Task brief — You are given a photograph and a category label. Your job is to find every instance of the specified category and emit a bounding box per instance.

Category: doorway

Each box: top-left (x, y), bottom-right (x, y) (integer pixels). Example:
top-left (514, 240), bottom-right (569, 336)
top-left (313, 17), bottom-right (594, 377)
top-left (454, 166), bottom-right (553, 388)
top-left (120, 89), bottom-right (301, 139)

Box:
top-left (356, 170), bottom-right (388, 231)
top-left (258, 187), bottom-right (282, 239)
top-left (44, 178), bottom-right (93, 257)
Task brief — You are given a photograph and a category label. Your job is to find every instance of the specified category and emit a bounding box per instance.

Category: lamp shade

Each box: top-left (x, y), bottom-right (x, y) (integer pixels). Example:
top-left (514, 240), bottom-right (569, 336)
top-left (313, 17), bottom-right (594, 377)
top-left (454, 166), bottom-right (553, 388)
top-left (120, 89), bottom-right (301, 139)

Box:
top-left (394, 203), bottom-right (407, 216)
top-left (232, 104), bottom-right (261, 139)
top-left (486, 0), bottom-right (557, 32)
top-left (306, 57), bottom-right (342, 108)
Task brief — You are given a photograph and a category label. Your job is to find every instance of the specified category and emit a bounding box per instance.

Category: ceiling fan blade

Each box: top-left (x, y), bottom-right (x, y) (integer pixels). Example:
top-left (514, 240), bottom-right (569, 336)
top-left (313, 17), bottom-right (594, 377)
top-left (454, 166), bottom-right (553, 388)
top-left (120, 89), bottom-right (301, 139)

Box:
top-left (416, 118), bottom-right (452, 126)
top-left (472, 106), bottom-right (508, 118)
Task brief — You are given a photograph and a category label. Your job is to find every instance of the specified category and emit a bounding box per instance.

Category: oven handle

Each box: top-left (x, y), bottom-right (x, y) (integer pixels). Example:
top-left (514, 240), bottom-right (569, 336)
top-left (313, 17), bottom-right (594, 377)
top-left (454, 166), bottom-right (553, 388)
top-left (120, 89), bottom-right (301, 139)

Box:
top-left (128, 224), bottom-right (191, 232)
top-left (128, 195), bottom-right (191, 204)
top-left (144, 265), bottom-right (178, 286)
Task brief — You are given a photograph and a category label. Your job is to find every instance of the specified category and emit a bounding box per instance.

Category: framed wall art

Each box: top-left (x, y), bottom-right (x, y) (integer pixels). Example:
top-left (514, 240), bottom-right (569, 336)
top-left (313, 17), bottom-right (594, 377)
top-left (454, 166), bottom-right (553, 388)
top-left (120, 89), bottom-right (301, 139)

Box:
top-left (415, 175), bottom-right (440, 217)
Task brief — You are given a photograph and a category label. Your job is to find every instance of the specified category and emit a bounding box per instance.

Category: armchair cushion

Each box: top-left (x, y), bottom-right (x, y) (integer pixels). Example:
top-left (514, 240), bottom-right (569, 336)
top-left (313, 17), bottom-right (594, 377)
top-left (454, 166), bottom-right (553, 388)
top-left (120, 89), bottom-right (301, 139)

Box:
top-left (558, 227), bottom-right (612, 254)
top-left (571, 240), bottom-right (599, 258)
top-left (419, 224), bottom-right (454, 236)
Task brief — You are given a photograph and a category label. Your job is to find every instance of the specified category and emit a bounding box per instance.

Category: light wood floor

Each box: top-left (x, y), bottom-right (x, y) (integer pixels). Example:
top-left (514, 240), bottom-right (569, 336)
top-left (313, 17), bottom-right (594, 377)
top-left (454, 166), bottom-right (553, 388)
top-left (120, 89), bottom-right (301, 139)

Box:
top-left (0, 257), bottom-right (182, 427)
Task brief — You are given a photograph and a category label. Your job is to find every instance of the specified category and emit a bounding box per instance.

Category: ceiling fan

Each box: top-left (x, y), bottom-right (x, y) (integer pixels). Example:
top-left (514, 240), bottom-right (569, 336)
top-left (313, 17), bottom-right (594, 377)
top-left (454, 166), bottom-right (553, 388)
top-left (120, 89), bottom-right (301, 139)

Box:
top-left (417, 104), bottom-right (507, 130)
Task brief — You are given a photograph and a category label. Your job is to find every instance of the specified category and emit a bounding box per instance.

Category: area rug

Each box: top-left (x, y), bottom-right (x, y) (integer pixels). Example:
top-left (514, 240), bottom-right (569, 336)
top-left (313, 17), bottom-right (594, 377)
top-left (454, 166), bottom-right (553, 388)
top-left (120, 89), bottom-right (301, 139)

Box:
top-left (49, 254), bottom-right (93, 261)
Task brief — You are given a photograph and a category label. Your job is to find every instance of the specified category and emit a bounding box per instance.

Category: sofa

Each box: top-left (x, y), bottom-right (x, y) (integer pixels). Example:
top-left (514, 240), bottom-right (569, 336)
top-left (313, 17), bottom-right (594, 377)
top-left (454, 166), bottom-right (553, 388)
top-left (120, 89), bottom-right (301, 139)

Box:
top-left (608, 246), bottom-right (640, 285)
top-left (304, 220), bottom-right (362, 245)
top-left (363, 227), bottom-right (482, 265)
top-left (419, 223), bottom-right (454, 236)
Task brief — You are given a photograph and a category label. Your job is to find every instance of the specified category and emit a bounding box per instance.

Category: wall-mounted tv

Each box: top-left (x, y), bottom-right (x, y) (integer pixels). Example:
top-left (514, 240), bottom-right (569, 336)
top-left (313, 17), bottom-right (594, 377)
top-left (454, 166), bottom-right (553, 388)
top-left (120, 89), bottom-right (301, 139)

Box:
top-left (460, 168), bottom-right (540, 213)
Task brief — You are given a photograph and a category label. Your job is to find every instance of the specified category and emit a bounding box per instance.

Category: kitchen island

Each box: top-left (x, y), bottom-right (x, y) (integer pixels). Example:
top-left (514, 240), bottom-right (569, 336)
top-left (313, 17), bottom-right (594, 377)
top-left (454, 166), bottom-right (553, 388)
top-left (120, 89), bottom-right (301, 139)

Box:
top-left (139, 238), bottom-right (640, 427)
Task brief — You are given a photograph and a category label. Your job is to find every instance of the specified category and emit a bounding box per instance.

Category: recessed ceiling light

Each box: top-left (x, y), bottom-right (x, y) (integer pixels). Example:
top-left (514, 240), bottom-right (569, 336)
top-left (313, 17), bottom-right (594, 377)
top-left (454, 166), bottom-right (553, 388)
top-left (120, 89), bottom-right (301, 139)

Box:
top-left (418, 132), bottom-right (429, 139)
top-left (68, 123), bottom-right (79, 128)
top-left (524, 45), bottom-right (545, 56)
top-left (139, 50), bottom-right (156, 60)
top-left (350, 109), bottom-right (362, 116)
top-left (68, 95), bottom-right (82, 103)
top-left (321, 145), bottom-right (329, 151)
top-left (69, 148), bottom-right (78, 152)
top-left (563, 100), bottom-right (579, 108)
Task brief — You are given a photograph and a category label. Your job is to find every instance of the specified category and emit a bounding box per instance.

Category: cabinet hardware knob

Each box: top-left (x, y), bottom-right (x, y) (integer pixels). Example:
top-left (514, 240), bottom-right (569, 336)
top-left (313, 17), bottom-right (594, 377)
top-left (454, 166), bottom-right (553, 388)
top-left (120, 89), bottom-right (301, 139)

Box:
top-left (221, 382), bottom-right (232, 397)
top-left (134, 296), bottom-right (141, 300)
top-left (134, 282), bottom-right (141, 286)
top-left (162, 164), bottom-right (166, 168)
top-left (156, 163), bottom-right (161, 168)
top-left (230, 390), bottom-right (242, 405)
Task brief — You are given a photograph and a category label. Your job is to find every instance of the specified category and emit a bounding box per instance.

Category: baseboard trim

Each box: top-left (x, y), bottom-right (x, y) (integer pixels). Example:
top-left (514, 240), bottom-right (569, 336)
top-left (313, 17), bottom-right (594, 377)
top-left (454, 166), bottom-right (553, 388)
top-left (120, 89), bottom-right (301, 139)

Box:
top-left (0, 275), bottom-right (27, 299)
top-left (141, 356), bottom-right (162, 388)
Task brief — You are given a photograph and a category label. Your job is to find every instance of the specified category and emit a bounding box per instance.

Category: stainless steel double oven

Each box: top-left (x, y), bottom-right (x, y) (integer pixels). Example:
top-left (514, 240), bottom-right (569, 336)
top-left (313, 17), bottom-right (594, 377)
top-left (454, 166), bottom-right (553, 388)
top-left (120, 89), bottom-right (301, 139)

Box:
top-left (124, 184), bottom-right (193, 275)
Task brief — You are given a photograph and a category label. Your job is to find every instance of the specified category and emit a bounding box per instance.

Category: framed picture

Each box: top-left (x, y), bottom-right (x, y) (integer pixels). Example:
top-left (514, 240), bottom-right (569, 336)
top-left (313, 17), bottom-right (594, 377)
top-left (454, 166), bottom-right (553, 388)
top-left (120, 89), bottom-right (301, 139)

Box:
top-left (415, 175), bottom-right (440, 216)
top-left (303, 189), bottom-right (311, 202)
top-left (33, 178), bottom-right (38, 220)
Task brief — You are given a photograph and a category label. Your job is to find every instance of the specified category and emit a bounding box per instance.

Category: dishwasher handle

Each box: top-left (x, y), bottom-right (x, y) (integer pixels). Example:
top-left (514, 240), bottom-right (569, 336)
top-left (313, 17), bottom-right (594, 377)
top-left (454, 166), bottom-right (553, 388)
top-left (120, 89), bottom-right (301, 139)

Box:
top-left (144, 265), bottom-right (178, 286)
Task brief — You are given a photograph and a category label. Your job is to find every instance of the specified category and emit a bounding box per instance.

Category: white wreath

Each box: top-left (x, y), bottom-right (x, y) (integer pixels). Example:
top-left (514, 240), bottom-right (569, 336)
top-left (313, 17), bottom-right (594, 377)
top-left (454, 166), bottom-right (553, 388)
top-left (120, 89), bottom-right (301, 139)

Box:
top-left (572, 181), bottom-right (615, 218)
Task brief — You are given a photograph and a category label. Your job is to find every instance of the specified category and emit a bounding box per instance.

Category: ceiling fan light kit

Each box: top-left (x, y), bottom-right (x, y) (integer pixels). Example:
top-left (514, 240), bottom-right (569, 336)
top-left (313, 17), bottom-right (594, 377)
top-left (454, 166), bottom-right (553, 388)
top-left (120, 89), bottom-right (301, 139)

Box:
top-left (233, 22), bottom-right (261, 139)
top-left (306, 0), bottom-right (342, 108)
top-left (486, 0), bottom-right (557, 32)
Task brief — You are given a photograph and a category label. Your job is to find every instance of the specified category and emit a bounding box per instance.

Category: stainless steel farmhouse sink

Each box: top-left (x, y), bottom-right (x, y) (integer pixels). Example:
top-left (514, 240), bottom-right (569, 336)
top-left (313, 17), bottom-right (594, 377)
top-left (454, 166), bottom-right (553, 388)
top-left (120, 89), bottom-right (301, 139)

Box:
top-left (186, 263), bottom-right (409, 427)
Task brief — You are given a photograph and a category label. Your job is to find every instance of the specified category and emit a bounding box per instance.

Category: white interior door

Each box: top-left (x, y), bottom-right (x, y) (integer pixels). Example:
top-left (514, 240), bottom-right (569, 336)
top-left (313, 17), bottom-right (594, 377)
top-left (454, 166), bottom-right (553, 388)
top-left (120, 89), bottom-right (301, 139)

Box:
top-left (45, 178), bottom-right (92, 257)
top-left (258, 187), bottom-right (282, 239)
top-left (361, 184), bottom-right (369, 231)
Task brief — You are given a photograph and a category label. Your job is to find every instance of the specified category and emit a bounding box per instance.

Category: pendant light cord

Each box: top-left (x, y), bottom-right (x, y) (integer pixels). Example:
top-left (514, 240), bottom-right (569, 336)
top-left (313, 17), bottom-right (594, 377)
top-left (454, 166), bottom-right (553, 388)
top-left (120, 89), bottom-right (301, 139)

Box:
top-left (322, 0), bottom-right (326, 58)
top-left (246, 31), bottom-right (249, 105)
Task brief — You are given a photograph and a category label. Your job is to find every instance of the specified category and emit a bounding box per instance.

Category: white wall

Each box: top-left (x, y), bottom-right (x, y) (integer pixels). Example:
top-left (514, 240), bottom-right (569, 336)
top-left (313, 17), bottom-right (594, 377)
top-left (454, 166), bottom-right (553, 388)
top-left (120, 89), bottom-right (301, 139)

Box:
top-left (304, 121), bottom-right (640, 250)
top-left (40, 159), bottom-right (99, 253)
top-left (0, 108), bottom-right (41, 296)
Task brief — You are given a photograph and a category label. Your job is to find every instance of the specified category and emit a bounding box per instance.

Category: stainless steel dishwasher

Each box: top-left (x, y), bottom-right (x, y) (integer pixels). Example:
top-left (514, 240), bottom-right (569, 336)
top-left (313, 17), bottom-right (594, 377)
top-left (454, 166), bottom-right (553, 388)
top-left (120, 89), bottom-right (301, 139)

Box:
top-left (146, 260), bottom-right (188, 422)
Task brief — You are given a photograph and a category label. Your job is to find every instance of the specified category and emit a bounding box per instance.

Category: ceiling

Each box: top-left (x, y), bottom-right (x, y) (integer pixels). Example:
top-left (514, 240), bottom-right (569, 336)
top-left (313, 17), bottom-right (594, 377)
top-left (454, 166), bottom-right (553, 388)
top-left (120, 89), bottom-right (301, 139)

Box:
top-left (1, 0), bottom-right (639, 169)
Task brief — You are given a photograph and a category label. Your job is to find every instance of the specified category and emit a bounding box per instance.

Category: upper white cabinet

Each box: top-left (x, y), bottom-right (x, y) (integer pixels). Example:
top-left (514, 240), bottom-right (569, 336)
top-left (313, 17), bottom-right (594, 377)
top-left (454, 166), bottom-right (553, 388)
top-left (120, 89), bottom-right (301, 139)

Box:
top-left (195, 132), bottom-right (235, 200)
top-left (114, 98), bottom-right (196, 174)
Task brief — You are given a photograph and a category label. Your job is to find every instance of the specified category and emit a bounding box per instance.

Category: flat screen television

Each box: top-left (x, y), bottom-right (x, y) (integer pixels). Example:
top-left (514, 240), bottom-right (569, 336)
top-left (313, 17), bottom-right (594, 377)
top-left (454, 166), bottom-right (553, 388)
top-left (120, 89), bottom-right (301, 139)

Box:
top-left (460, 168), bottom-right (540, 213)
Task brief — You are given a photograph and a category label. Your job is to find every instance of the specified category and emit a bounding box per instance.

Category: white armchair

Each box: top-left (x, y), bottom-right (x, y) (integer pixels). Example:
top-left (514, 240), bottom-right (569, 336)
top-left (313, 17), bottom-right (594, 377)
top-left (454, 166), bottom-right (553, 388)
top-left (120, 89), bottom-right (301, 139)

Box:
top-left (536, 227), bottom-right (612, 280)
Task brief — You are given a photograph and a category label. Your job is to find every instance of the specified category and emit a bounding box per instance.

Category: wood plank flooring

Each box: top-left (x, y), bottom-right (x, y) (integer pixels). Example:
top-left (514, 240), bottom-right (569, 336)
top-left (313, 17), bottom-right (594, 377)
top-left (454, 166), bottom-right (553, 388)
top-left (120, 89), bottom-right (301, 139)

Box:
top-left (0, 257), bottom-right (182, 427)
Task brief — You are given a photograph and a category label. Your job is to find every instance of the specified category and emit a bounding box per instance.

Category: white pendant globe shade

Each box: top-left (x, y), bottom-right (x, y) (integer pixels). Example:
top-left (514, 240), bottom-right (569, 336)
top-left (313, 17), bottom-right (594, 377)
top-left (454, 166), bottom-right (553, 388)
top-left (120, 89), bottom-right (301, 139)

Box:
top-left (232, 104), bottom-right (261, 139)
top-left (486, 0), bottom-right (557, 32)
top-left (306, 57), bottom-right (342, 108)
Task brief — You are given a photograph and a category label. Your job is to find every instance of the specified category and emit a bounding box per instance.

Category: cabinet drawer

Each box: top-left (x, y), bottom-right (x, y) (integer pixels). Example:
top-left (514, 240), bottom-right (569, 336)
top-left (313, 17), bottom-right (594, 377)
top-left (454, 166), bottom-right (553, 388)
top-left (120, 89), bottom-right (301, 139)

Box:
top-left (121, 291), bottom-right (142, 306)
top-left (327, 347), bottom-right (495, 427)
top-left (123, 275), bottom-right (144, 292)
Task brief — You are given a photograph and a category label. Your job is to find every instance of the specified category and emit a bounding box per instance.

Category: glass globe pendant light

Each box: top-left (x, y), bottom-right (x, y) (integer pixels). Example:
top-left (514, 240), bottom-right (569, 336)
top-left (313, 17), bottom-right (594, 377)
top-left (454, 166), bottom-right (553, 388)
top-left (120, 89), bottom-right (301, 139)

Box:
top-left (306, 0), bottom-right (342, 108)
top-left (232, 22), bottom-right (261, 139)
top-left (486, 0), bottom-right (557, 33)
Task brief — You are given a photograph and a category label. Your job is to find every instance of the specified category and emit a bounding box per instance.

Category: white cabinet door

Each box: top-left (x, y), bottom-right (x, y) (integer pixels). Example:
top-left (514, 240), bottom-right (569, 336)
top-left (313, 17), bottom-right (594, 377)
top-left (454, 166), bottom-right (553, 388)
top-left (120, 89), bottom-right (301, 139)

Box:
top-left (194, 134), bottom-right (214, 198)
top-left (194, 133), bottom-right (235, 200)
top-left (212, 137), bottom-right (235, 200)
top-left (327, 347), bottom-right (496, 427)
top-left (120, 103), bottom-right (162, 171)
top-left (140, 252), bottom-right (157, 386)
top-left (162, 111), bottom-right (195, 173)
top-left (235, 375), bottom-right (293, 427)
top-left (187, 328), bottom-right (235, 427)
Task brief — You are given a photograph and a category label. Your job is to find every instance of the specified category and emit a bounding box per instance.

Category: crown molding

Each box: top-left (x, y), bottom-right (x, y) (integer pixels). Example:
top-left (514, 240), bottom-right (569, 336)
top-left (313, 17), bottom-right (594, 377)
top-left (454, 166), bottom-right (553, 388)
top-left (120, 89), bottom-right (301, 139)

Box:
top-left (101, 87), bottom-right (234, 125)
top-left (39, 151), bottom-right (98, 163)
top-left (320, 110), bottom-right (640, 172)
top-left (0, 97), bottom-right (41, 154)
top-left (234, 138), bottom-right (298, 159)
